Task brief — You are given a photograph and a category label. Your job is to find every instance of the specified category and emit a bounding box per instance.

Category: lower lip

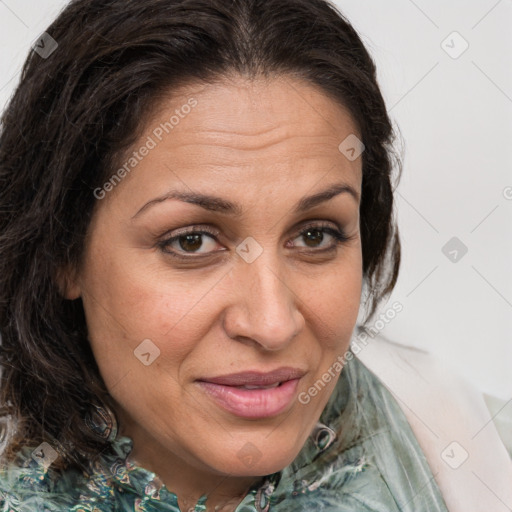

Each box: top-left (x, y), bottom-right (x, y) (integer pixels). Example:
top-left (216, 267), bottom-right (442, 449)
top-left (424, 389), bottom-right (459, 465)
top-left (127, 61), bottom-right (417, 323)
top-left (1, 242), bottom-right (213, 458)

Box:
top-left (196, 378), bottom-right (300, 419)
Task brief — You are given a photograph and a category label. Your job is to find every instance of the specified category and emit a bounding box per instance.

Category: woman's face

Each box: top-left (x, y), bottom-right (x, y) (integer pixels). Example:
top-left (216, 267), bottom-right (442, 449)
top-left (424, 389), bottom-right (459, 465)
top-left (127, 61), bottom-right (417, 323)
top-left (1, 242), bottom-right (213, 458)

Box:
top-left (70, 75), bottom-right (363, 486)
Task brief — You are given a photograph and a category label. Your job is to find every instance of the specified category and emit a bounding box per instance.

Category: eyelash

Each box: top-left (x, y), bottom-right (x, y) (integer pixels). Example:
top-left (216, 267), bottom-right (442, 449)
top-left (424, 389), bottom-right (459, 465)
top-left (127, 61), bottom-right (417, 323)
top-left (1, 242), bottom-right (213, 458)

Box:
top-left (157, 221), bottom-right (351, 261)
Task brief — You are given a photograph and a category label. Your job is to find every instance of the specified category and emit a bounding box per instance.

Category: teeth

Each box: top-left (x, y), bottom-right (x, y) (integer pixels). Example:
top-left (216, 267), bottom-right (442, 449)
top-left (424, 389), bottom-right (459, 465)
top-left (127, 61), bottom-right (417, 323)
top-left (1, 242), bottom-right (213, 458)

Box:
top-left (239, 382), bottom-right (280, 390)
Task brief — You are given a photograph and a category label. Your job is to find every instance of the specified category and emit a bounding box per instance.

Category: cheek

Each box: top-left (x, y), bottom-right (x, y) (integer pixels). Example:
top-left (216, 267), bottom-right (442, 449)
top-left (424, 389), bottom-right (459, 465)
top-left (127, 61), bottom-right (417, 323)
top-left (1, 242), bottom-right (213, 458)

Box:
top-left (303, 257), bottom-right (362, 345)
top-left (86, 273), bottom-right (214, 343)
top-left (298, 262), bottom-right (362, 412)
top-left (79, 248), bottom-right (224, 380)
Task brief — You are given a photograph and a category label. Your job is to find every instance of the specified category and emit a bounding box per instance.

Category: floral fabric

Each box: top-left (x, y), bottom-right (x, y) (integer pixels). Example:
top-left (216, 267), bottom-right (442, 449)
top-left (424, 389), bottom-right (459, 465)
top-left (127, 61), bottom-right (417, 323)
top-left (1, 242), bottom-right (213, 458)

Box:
top-left (0, 353), bottom-right (449, 511)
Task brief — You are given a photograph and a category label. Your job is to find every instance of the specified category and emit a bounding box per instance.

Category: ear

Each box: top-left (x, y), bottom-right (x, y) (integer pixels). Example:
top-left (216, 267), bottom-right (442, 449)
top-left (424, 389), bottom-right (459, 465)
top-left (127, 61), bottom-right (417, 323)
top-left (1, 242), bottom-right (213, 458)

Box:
top-left (55, 265), bottom-right (81, 300)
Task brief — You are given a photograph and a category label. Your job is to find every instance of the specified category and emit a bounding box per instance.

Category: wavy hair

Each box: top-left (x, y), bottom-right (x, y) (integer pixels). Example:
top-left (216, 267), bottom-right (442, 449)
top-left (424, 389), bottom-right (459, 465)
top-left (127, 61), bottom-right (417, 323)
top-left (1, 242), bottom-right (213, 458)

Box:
top-left (0, 0), bottom-right (401, 472)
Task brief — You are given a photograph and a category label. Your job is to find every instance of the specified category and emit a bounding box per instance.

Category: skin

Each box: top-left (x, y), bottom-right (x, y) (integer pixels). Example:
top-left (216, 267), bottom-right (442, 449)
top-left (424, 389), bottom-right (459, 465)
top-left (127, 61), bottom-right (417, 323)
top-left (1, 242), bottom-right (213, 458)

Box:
top-left (64, 74), bottom-right (363, 511)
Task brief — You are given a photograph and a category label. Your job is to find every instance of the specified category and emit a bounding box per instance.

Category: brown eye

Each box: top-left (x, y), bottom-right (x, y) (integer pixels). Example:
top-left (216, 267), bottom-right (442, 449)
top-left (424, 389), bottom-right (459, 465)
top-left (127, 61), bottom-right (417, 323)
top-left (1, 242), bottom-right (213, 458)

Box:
top-left (177, 234), bottom-right (204, 252)
top-left (301, 228), bottom-right (325, 248)
top-left (292, 224), bottom-right (348, 251)
top-left (159, 227), bottom-right (223, 258)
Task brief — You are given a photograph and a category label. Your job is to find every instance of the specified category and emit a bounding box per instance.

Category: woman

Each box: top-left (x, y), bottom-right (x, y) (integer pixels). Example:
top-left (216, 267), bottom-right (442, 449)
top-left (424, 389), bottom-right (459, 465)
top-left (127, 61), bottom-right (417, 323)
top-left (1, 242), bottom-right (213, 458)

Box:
top-left (0, 0), bottom-right (509, 510)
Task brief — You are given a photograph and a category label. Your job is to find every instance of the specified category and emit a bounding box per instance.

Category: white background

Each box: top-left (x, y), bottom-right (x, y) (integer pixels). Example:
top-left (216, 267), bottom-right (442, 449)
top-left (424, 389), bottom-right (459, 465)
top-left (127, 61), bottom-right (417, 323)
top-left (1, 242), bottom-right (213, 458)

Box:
top-left (0, 0), bottom-right (511, 399)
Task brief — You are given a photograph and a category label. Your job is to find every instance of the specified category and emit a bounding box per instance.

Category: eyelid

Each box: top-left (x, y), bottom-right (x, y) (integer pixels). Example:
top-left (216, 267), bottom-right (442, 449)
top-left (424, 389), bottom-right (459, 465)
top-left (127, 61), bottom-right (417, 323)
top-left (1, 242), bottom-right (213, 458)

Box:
top-left (297, 219), bottom-right (345, 237)
top-left (161, 224), bottom-right (221, 239)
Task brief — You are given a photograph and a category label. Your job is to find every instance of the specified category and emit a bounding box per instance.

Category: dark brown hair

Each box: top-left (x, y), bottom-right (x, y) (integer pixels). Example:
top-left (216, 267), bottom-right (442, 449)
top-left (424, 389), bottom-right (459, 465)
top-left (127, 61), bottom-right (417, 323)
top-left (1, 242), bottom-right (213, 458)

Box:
top-left (0, 0), bottom-right (401, 472)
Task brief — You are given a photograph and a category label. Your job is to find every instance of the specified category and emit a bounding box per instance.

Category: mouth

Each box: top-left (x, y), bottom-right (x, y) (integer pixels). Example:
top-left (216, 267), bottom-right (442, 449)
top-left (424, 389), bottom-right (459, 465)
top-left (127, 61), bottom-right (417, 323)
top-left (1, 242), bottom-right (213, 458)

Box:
top-left (196, 367), bottom-right (305, 419)
top-left (233, 382), bottom-right (281, 390)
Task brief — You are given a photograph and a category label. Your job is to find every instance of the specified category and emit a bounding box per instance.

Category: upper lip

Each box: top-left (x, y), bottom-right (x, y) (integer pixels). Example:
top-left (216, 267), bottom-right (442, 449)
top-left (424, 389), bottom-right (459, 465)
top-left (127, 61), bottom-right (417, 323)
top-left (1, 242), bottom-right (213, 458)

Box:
top-left (197, 366), bottom-right (306, 387)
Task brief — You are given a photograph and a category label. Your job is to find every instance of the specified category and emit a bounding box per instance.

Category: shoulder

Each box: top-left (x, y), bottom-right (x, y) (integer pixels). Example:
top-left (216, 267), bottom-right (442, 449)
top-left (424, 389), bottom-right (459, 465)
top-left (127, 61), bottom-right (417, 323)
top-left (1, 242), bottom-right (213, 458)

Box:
top-left (0, 461), bottom-right (48, 511)
top-left (0, 450), bottom-right (87, 511)
top-left (355, 331), bottom-right (512, 512)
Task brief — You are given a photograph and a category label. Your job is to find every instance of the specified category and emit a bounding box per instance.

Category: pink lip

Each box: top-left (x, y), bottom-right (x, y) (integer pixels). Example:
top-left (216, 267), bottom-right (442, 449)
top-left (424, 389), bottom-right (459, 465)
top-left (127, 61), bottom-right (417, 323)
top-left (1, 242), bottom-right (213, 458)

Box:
top-left (196, 367), bottom-right (305, 419)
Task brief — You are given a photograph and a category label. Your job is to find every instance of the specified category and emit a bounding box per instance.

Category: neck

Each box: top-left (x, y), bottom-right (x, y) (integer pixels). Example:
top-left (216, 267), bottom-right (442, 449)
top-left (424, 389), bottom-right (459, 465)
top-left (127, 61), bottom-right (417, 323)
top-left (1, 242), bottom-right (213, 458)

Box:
top-left (170, 471), bottom-right (260, 512)
top-left (177, 482), bottom-right (257, 512)
top-left (116, 411), bottom-right (263, 511)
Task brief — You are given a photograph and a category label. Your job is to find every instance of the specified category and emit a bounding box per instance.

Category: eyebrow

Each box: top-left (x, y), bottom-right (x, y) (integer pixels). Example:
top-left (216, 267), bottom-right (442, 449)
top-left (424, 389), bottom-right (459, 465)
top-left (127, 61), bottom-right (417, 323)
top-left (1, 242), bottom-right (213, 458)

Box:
top-left (132, 182), bottom-right (359, 219)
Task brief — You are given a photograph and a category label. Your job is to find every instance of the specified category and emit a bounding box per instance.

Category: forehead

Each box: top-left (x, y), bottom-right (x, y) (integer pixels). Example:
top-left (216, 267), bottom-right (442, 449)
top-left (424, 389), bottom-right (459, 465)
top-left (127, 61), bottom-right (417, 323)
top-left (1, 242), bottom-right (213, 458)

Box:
top-left (105, 74), bottom-right (363, 213)
top-left (144, 74), bottom-right (361, 151)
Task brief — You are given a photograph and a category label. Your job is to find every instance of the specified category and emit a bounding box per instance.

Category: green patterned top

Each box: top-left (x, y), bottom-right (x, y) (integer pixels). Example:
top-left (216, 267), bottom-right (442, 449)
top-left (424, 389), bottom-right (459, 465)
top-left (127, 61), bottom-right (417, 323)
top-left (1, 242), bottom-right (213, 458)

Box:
top-left (0, 354), bottom-right (449, 511)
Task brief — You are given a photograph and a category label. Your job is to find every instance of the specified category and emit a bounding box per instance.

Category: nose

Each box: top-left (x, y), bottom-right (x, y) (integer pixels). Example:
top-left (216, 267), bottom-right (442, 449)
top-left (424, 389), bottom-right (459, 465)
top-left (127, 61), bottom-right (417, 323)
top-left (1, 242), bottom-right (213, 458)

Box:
top-left (222, 254), bottom-right (305, 351)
